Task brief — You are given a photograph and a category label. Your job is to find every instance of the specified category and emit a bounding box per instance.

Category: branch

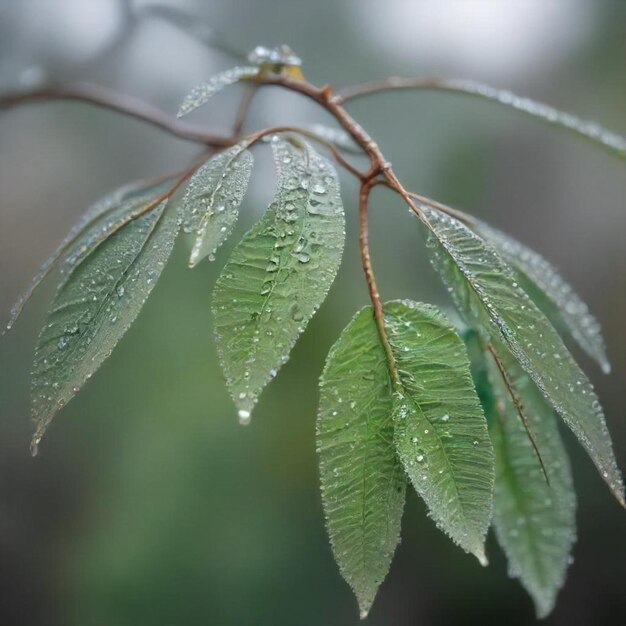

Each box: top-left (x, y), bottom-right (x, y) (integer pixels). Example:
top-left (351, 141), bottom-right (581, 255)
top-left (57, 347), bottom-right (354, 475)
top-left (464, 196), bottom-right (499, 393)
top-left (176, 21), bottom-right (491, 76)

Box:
top-left (0, 84), bottom-right (232, 147)
top-left (358, 179), bottom-right (400, 387)
top-left (336, 77), bottom-right (443, 104)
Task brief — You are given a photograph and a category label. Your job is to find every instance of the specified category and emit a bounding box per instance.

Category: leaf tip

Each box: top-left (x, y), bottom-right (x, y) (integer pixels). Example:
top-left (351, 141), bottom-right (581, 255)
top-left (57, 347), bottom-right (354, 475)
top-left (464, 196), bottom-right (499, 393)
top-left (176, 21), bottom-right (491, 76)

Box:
top-left (30, 433), bottom-right (42, 457)
top-left (475, 546), bottom-right (489, 567)
top-left (533, 594), bottom-right (555, 620)
top-left (359, 608), bottom-right (370, 620)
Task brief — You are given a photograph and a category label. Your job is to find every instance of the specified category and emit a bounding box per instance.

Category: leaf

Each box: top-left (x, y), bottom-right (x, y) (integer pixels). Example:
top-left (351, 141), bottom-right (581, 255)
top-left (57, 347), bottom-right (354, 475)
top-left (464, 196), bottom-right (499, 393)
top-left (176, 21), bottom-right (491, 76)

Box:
top-left (213, 136), bottom-right (345, 420)
top-left (177, 66), bottom-right (260, 118)
top-left (420, 204), bottom-right (625, 504)
top-left (30, 199), bottom-right (180, 453)
top-left (179, 143), bottom-right (253, 267)
top-left (482, 344), bottom-right (576, 618)
top-left (317, 307), bottom-right (406, 618)
top-left (439, 80), bottom-right (626, 158)
top-left (474, 220), bottom-right (609, 373)
top-left (3, 179), bottom-right (172, 334)
top-left (304, 123), bottom-right (361, 154)
top-left (385, 300), bottom-right (494, 562)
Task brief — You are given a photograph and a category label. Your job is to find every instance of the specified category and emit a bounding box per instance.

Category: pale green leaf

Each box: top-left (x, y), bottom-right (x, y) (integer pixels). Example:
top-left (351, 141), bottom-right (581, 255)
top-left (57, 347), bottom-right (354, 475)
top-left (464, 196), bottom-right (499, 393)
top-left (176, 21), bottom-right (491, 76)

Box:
top-left (177, 66), bottom-right (260, 118)
top-left (317, 307), bottom-right (406, 618)
top-left (439, 80), bottom-right (626, 158)
top-left (386, 300), bottom-right (494, 562)
top-left (4, 179), bottom-right (172, 334)
top-left (483, 344), bottom-right (576, 619)
top-left (213, 137), bottom-right (345, 420)
top-left (474, 220), bottom-right (610, 373)
top-left (180, 143), bottom-right (253, 267)
top-left (304, 123), bottom-right (361, 154)
top-left (421, 204), bottom-right (624, 504)
top-left (30, 200), bottom-right (180, 453)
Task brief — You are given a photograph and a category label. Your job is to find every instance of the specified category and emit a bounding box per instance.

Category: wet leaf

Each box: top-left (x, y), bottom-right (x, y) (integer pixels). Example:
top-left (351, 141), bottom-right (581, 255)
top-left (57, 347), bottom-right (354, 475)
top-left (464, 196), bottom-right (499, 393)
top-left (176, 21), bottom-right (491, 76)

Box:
top-left (30, 200), bottom-right (179, 453)
top-left (440, 80), bottom-right (626, 158)
top-left (4, 179), bottom-right (172, 334)
top-left (421, 204), bottom-right (624, 505)
top-left (317, 307), bottom-right (406, 618)
top-left (482, 344), bottom-right (576, 619)
top-left (179, 143), bottom-right (253, 266)
top-left (386, 300), bottom-right (494, 562)
top-left (213, 136), bottom-right (344, 421)
top-left (177, 66), bottom-right (260, 117)
top-left (474, 220), bottom-right (609, 373)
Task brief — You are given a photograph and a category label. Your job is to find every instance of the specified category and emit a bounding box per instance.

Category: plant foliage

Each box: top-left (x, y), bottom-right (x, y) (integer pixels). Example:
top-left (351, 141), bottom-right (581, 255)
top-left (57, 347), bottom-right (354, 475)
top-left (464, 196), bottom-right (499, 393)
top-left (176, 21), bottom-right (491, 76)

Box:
top-left (2, 46), bottom-right (624, 619)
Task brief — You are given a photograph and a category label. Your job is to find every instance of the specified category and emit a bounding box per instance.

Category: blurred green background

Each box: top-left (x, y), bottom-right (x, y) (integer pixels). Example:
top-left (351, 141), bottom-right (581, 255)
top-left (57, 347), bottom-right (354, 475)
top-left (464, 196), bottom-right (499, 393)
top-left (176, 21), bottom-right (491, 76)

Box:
top-left (1, 1), bottom-right (625, 624)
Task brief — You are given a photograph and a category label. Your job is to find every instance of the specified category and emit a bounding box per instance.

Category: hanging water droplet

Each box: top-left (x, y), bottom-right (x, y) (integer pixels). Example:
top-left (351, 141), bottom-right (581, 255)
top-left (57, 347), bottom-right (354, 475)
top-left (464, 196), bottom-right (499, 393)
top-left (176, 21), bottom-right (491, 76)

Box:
top-left (238, 409), bottom-right (251, 425)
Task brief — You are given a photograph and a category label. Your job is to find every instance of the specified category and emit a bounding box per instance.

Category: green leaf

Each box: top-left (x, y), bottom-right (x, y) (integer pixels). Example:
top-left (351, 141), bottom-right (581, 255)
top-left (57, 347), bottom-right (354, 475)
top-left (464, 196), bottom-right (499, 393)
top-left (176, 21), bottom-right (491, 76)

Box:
top-left (30, 199), bottom-right (180, 453)
top-left (385, 300), bottom-right (494, 562)
top-left (438, 80), bottom-right (626, 159)
top-left (317, 307), bottom-right (406, 618)
top-left (213, 136), bottom-right (345, 421)
top-left (180, 144), bottom-right (253, 267)
top-left (482, 343), bottom-right (576, 618)
top-left (4, 179), bottom-right (172, 334)
top-left (474, 220), bottom-right (610, 373)
top-left (421, 204), bottom-right (624, 504)
top-left (177, 66), bottom-right (260, 118)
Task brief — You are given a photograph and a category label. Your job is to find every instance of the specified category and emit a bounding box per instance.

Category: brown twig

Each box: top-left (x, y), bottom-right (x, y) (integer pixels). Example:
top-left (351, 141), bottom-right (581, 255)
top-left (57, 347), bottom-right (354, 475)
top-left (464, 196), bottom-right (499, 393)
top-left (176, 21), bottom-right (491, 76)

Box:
top-left (232, 82), bottom-right (258, 136)
top-left (1, 74), bottom-right (430, 351)
top-left (0, 84), bottom-right (232, 147)
top-left (358, 180), bottom-right (400, 387)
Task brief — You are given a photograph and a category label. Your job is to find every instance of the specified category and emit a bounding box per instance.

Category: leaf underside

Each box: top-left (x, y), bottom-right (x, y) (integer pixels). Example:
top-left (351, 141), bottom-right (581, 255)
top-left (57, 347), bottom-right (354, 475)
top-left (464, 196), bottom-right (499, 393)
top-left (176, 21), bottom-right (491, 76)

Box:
top-left (482, 343), bottom-right (576, 618)
top-left (179, 143), bottom-right (254, 267)
top-left (212, 136), bottom-right (345, 418)
top-left (30, 198), bottom-right (180, 452)
top-left (421, 204), bottom-right (624, 505)
top-left (317, 306), bottom-right (406, 618)
top-left (385, 300), bottom-right (494, 562)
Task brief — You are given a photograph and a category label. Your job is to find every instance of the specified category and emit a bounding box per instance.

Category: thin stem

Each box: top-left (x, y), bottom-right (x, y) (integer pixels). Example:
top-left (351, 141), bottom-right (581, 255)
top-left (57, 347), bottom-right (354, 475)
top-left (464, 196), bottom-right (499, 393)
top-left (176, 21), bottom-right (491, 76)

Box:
top-left (241, 124), bottom-right (369, 179)
top-left (232, 82), bottom-right (258, 136)
top-left (336, 77), bottom-right (447, 104)
top-left (407, 191), bottom-right (476, 227)
top-left (486, 343), bottom-right (550, 485)
top-left (358, 180), bottom-right (400, 387)
top-left (0, 84), bottom-right (232, 147)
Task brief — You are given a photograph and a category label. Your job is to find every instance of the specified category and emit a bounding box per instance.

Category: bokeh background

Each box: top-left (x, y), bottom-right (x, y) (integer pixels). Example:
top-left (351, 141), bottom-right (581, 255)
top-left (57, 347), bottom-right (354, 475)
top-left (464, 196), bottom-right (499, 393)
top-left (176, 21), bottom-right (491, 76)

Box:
top-left (1, 1), bottom-right (625, 624)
